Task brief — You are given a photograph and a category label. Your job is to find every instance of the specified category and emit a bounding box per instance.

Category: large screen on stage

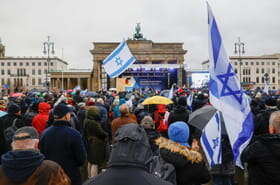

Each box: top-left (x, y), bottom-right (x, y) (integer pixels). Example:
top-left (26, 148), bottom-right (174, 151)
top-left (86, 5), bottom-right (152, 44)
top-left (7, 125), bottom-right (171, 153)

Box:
top-left (191, 72), bottom-right (210, 88)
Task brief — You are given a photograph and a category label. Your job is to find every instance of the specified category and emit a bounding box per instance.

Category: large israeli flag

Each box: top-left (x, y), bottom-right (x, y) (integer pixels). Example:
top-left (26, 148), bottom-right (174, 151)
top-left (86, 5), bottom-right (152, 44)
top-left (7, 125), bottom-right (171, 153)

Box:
top-left (207, 3), bottom-right (254, 168)
top-left (201, 111), bottom-right (222, 167)
top-left (102, 40), bottom-right (136, 78)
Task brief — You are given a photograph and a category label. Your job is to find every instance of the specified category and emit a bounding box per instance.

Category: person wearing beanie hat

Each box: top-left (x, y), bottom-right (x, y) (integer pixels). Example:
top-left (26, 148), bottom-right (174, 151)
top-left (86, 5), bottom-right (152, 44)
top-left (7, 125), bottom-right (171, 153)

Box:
top-left (141, 116), bottom-right (160, 155)
top-left (0, 102), bottom-right (22, 160)
top-left (140, 115), bottom-right (155, 129)
top-left (168, 96), bottom-right (195, 143)
top-left (168, 121), bottom-right (190, 147)
top-left (40, 103), bottom-right (86, 185)
top-left (155, 121), bottom-right (211, 185)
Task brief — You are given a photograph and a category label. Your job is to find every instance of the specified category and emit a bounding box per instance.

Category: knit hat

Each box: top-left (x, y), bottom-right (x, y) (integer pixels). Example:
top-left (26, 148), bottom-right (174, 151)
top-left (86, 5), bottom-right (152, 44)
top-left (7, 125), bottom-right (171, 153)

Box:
top-left (168, 121), bottom-right (190, 147)
top-left (140, 116), bottom-right (155, 129)
top-left (13, 126), bottom-right (39, 141)
top-left (53, 103), bottom-right (72, 119)
top-left (8, 103), bottom-right (21, 115)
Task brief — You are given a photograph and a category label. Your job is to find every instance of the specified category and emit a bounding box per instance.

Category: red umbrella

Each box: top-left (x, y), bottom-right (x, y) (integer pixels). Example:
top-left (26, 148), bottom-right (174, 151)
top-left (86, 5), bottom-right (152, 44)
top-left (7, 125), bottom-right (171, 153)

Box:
top-left (66, 89), bottom-right (73, 93)
top-left (10, 92), bottom-right (24, 97)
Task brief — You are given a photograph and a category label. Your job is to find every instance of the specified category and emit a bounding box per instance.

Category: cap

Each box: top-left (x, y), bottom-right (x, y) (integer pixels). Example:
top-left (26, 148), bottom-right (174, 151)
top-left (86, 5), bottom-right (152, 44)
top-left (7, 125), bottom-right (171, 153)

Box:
top-left (13, 126), bottom-right (39, 141)
top-left (53, 103), bottom-right (72, 119)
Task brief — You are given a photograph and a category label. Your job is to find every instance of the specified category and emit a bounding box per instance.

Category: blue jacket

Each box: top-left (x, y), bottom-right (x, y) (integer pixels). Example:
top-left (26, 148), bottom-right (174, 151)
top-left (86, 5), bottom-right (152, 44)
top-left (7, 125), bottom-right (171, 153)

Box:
top-left (40, 120), bottom-right (86, 185)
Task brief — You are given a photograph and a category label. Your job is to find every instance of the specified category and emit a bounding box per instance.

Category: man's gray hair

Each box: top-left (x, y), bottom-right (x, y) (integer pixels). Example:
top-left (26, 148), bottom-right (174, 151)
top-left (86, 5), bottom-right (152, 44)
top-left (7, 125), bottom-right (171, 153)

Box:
top-left (269, 111), bottom-right (280, 133)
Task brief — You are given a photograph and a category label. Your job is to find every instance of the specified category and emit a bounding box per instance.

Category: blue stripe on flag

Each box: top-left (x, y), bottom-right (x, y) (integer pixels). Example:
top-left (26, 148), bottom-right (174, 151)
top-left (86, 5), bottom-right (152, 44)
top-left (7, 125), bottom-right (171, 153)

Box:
top-left (103, 41), bottom-right (126, 65)
top-left (214, 113), bottom-right (220, 128)
top-left (232, 112), bottom-right (254, 161)
top-left (109, 56), bottom-right (136, 78)
top-left (211, 19), bottom-right (222, 69)
top-left (201, 132), bottom-right (215, 167)
top-left (218, 144), bottom-right (222, 164)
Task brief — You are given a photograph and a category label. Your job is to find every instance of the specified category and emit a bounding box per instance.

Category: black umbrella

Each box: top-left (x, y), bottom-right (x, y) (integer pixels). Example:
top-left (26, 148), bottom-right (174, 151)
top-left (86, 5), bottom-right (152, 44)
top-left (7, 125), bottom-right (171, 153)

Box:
top-left (188, 105), bottom-right (217, 130)
top-left (188, 105), bottom-right (227, 135)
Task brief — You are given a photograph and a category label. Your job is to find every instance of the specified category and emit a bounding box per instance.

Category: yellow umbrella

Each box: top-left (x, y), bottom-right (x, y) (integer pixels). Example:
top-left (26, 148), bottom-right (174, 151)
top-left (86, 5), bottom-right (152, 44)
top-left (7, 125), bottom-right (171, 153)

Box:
top-left (142, 96), bottom-right (173, 105)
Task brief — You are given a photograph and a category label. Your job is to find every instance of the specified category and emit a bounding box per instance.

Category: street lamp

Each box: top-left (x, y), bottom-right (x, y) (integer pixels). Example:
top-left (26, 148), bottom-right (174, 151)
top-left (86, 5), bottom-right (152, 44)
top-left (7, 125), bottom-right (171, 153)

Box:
top-left (234, 37), bottom-right (245, 83)
top-left (43, 36), bottom-right (55, 91)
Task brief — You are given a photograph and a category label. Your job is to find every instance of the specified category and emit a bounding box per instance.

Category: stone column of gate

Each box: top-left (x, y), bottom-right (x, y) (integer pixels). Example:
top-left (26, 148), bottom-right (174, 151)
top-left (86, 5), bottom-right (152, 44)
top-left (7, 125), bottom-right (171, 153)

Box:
top-left (92, 60), bottom-right (100, 91)
top-left (177, 59), bottom-right (183, 87)
top-left (56, 79), bottom-right (60, 89)
top-left (78, 78), bottom-right (81, 87)
top-left (67, 78), bottom-right (70, 90)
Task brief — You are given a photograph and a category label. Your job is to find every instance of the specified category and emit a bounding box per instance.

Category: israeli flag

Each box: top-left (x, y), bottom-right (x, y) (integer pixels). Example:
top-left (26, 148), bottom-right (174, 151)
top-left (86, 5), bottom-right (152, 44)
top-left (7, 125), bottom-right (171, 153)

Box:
top-left (187, 93), bottom-right (193, 111)
top-left (207, 3), bottom-right (254, 168)
top-left (102, 40), bottom-right (136, 78)
top-left (201, 111), bottom-right (222, 167)
top-left (168, 85), bottom-right (174, 99)
top-left (263, 81), bottom-right (269, 94)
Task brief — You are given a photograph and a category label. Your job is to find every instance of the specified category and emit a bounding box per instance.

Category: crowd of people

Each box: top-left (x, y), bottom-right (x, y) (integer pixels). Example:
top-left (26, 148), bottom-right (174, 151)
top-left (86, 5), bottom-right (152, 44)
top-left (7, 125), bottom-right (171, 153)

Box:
top-left (0, 87), bottom-right (279, 185)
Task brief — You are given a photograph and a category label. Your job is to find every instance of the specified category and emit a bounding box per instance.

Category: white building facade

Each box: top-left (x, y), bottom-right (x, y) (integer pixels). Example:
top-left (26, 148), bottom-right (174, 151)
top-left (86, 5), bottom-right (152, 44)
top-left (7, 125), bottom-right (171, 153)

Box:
top-left (0, 57), bottom-right (67, 92)
top-left (202, 55), bottom-right (280, 90)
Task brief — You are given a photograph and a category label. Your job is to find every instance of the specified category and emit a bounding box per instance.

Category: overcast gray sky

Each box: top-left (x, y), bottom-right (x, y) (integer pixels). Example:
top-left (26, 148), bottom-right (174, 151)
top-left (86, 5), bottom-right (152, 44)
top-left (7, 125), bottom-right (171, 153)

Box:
top-left (1, 0), bottom-right (279, 69)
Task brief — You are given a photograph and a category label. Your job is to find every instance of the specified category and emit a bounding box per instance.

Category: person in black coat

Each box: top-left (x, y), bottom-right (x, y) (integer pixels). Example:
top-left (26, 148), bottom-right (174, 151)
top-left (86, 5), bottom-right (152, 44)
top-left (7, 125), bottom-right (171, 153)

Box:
top-left (83, 124), bottom-right (172, 185)
top-left (40, 103), bottom-right (87, 185)
top-left (168, 96), bottom-right (190, 125)
top-left (168, 96), bottom-right (195, 143)
top-left (242, 110), bottom-right (280, 185)
top-left (0, 103), bottom-right (21, 161)
top-left (253, 97), bottom-right (278, 137)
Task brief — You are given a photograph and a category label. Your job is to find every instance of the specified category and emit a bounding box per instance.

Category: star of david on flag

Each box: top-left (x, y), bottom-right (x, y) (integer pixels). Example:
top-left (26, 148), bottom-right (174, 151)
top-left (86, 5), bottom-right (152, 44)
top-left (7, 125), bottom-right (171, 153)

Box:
top-left (201, 111), bottom-right (222, 168)
top-left (207, 2), bottom-right (254, 168)
top-left (102, 40), bottom-right (136, 78)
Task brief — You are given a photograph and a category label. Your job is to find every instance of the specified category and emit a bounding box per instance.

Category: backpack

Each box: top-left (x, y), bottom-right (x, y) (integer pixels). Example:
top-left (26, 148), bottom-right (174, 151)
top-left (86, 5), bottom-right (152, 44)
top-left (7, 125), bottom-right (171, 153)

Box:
top-left (146, 155), bottom-right (177, 185)
top-left (4, 118), bottom-right (18, 144)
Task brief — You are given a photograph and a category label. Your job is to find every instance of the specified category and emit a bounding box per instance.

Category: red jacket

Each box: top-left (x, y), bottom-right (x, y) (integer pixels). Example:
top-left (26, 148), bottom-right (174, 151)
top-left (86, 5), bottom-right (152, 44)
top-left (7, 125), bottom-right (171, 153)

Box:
top-left (32, 102), bottom-right (51, 135)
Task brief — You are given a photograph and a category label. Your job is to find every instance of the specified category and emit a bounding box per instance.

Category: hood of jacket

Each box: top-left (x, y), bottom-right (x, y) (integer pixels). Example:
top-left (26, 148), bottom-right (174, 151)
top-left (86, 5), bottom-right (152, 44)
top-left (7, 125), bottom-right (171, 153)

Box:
top-left (109, 123), bottom-right (152, 169)
top-left (38, 102), bottom-right (51, 114)
top-left (258, 134), bottom-right (280, 159)
top-left (1, 150), bottom-right (44, 183)
top-left (155, 137), bottom-right (203, 167)
top-left (86, 106), bottom-right (101, 121)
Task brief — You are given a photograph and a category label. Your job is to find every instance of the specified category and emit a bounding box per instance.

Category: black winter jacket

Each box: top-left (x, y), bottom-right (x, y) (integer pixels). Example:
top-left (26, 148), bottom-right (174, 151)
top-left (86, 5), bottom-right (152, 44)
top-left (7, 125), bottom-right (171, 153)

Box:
top-left (0, 114), bottom-right (21, 159)
top-left (40, 120), bottom-right (87, 185)
top-left (155, 137), bottom-right (211, 185)
top-left (241, 134), bottom-right (280, 185)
